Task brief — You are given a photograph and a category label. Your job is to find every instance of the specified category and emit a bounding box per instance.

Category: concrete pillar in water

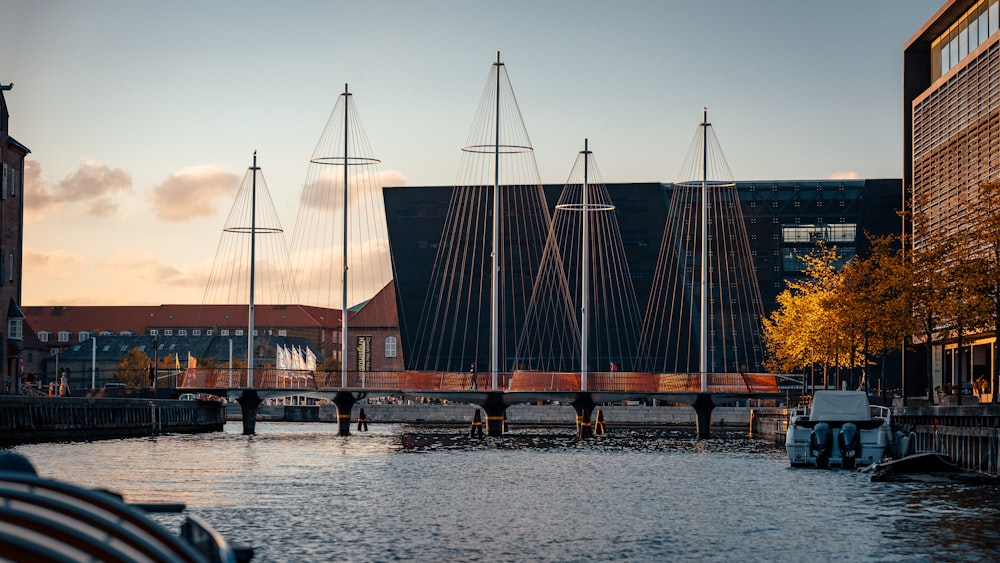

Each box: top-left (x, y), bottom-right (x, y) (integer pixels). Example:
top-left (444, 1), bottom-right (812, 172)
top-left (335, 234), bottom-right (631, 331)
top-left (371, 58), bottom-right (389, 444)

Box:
top-left (236, 390), bottom-right (263, 436)
top-left (357, 407), bottom-right (369, 432)
top-left (332, 391), bottom-right (357, 437)
top-left (470, 408), bottom-right (484, 438)
top-left (479, 392), bottom-right (508, 437)
top-left (572, 394), bottom-right (597, 439)
top-left (693, 393), bottom-right (715, 439)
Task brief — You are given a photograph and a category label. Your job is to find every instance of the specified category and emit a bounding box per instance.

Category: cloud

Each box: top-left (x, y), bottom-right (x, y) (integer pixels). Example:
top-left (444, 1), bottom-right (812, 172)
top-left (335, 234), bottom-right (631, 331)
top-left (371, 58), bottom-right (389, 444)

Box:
top-left (23, 247), bottom-right (86, 279)
top-left (23, 247), bottom-right (213, 306)
top-left (830, 170), bottom-right (860, 180)
top-left (151, 165), bottom-right (240, 221)
top-left (23, 158), bottom-right (132, 221)
top-left (298, 168), bottom-right (407, 212)
top-left (23, 160), bottom-right (54, 222)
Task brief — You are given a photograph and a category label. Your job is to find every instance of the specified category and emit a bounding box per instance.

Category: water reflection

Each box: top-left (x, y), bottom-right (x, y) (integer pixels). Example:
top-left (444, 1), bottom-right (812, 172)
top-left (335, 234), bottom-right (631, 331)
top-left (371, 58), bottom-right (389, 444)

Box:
top-left (9, 422), bottom-right (1000, 562)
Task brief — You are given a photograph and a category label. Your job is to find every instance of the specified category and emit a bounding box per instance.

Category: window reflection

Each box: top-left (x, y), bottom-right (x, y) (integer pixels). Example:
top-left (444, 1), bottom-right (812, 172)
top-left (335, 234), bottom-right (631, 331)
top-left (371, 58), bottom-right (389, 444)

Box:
top-left (933, 0), bottom-right (1000, 79)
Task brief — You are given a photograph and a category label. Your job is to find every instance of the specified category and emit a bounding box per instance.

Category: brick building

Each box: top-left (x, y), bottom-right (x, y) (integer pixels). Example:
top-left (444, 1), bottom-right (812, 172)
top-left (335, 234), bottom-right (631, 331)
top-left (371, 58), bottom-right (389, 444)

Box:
top-left (0, 84), bottom-right (29, 394)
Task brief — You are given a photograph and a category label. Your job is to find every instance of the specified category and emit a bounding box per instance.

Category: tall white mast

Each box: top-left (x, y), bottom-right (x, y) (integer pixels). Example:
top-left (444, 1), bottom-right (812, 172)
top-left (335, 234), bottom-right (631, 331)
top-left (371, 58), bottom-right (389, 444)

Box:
top-left (700, 108), bottom-right (708, 393)
top-left (580, 139), bottom-right (591, 391)
top-left (490, 52), bottom-right (502, 390)
top-left (248, 151), bottom-right (259, 388)
top-left (341, 84), bottom-right (350, 389)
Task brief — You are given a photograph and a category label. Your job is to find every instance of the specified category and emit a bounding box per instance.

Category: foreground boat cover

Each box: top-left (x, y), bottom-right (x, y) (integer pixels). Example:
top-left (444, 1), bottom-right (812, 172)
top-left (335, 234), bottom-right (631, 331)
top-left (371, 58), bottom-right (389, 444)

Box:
top-left (809, 391), bottom-right (871, 421)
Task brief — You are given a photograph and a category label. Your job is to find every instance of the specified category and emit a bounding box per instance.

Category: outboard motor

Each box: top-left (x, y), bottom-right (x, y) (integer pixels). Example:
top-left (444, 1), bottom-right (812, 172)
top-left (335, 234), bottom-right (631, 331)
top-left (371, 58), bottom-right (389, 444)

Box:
top-left (838, 422), bottom-right (861, 470)
top-left (810, 422), bottom-right (833, 469)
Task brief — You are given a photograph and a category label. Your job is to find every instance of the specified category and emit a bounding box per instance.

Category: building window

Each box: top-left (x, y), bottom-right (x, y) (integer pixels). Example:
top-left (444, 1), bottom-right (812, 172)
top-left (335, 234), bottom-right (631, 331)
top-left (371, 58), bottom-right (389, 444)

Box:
top-left (178, 329), bottom-right (187, 336)
top-left (8, 318), bottom-right (22, 341)
top-left (278, 329), bottom-right (287, 337)
top-left (149, 329), bottom-right (159, 336)
top-left (385, 336), bottom-right (397, 358)
top-left (58, 331), bottom-right (71, 342)
top-left (164, 329), bottom-right (173, 336)
top-left (38, 331), bottom-right (50, 342)
top-left (235, 329), bottom-right (244, 336)
top-left (206, 329), bottom-right (214, 336)
top-left (192, 329), bottom-right (201, 336)
top-left (78, 331), bottom-right (90, 342)
top-left (220, 329), bottom-right (229, 336)
top-left (10, 168), bottom-right (16, 197)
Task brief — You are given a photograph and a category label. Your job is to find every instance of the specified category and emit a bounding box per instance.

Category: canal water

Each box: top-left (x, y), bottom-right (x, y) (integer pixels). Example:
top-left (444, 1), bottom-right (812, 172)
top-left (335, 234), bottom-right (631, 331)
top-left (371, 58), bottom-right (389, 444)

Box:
top-left (10, 422), bottom-right (1000, 562)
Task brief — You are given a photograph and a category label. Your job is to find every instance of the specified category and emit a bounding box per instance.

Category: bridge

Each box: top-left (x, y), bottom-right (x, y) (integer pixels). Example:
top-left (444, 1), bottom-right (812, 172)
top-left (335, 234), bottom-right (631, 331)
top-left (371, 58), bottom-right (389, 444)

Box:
top-left (179, 369), bottom-right (781, 438)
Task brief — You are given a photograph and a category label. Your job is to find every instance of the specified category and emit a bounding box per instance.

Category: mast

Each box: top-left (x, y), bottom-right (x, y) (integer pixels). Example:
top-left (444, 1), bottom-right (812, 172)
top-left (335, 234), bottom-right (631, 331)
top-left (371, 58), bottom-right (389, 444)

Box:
top-left (580, 139), bottom-right (591, 391)
top-left (248, 151), bottom-right (259, 388)
top-left (342, 84), bottom-right (350, 389)
top-left (490, 52), bottom-right (501, 390)
top-left (700, 108), bottom-right (708, 392)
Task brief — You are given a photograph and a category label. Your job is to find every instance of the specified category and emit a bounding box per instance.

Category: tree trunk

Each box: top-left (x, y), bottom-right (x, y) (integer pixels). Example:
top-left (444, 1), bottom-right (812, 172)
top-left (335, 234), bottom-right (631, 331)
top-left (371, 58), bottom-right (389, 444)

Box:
top-left (994, 288), bottom-right (1000, 403)
top-left (926, 326), bottom-right (935, 404)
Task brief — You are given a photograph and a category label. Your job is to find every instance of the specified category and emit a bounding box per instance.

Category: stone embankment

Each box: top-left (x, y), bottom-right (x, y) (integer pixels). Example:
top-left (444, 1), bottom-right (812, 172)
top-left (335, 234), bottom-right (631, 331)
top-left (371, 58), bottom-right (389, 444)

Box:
top-left (0, 396), bottom-right (226, 445)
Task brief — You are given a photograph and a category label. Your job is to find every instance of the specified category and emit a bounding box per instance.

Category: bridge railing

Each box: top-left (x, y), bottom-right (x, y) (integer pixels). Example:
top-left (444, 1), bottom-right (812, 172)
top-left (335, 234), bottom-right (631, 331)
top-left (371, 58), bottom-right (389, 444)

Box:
top-left (179, 368), bottom-right (778, 393)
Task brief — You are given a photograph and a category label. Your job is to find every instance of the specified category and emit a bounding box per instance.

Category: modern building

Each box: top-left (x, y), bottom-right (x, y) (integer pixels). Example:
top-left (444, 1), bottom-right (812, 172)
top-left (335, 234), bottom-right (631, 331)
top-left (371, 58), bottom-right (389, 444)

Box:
top-left (0, 84), bottom-right (29, 394)
top-left (905, 0), bottom-right (1000, 393)
top-left (384, 179), bottom-right (901, 377)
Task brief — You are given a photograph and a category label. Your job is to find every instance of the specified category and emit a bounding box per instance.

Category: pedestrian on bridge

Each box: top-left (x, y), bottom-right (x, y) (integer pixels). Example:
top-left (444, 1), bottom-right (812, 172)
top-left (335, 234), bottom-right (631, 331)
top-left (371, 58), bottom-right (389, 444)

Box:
top-left (469, 364), bottom-right (477, 390)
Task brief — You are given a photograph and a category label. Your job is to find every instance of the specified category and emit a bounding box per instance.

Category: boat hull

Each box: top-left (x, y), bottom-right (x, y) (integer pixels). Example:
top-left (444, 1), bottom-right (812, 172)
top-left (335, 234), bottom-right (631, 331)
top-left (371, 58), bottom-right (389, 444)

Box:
top-left (785, 420), bottom-right (890, 468)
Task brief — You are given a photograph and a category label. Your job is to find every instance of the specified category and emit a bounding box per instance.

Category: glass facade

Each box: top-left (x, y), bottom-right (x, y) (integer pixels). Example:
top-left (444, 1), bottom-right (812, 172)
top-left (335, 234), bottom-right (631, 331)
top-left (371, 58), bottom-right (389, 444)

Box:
top-left (933, 0), bottom-right (1000, 79)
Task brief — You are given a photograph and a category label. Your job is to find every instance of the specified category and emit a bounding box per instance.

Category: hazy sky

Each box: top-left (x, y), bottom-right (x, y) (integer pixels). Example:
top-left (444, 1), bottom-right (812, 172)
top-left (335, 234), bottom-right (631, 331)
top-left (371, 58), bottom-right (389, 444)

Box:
top-left (3, 0), bottom-right (943, 306)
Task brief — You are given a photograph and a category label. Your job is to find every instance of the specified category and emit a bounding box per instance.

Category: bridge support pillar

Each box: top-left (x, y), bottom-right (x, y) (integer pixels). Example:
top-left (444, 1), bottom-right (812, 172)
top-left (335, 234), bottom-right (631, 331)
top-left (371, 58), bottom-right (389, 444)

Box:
top-left (332, 392), bottom-right (357, 437)
top-left (236, 390), bottom-right (263, 436)
top-left (693, 393), bottom-right (715, 439)
top-left (479, 392), bottom-right (507, 437)
top-left (572, 394), bottom-right (597, 439)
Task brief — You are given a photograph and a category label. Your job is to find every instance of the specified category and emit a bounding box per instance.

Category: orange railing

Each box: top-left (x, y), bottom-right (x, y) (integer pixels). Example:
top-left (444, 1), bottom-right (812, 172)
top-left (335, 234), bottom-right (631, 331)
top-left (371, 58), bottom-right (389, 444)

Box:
top-left (180, 368), bottom-right (778, 394)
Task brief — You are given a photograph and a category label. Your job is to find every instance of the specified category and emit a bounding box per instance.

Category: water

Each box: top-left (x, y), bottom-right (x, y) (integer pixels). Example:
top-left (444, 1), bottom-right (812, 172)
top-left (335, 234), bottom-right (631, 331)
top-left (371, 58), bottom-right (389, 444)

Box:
top-left (10, 422), bottom-right (1000, 562)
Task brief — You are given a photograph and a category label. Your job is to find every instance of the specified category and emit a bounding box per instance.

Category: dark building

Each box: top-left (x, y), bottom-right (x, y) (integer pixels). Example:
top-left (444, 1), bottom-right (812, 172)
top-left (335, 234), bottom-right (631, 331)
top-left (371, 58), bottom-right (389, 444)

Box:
top-left (905, 0), bottom-right (1000, 395)
top-left (0, 84), bottom-right (29, 394)
top-left (384, 179), bottom-right (901, 375)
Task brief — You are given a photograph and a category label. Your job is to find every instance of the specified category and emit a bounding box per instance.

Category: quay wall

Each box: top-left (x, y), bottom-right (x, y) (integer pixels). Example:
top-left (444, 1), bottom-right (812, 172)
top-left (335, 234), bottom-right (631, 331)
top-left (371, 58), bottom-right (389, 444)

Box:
top-left (235, 403), bottom-right (753, 427)
top-left (748, 407), bottom-right (790, 446)
top-left (892, 403), bottom-right (1000, 476)
top-left (0, 396), bottom-right (226, 445)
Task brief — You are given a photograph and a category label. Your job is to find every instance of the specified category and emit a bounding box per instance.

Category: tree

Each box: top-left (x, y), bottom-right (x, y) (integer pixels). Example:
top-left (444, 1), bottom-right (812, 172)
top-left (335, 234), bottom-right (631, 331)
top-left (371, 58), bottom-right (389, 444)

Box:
top-left (966, 180), bottom-right (1000, 403)
top-left (939, 229), bottom-right (992, 403)
top-left (837, 234), bottom-right (915, 397)
top-left (114, 347), bottom-right (152, 388)
top-left (763, 245), bottom-right (858, 390)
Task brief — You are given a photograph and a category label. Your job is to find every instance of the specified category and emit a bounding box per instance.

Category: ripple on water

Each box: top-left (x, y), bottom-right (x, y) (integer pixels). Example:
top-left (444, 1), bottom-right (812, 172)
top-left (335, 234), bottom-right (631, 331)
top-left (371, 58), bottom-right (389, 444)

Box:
top-left (10, 422), bottom-right (1000, 562)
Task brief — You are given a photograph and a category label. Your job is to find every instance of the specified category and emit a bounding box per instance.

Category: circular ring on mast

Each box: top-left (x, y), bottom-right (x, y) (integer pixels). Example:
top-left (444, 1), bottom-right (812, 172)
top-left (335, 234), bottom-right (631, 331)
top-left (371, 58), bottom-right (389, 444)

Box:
top-left (224, 226), bottom-right (284, 234)
top-left (309, 156), bottom-right (382, 166)
top-left (674, 180), bottom-right (736, 189)
top-left (461, 143), bottom-right (534, 154)
top-left (555, 203), bottom-right (616, 212)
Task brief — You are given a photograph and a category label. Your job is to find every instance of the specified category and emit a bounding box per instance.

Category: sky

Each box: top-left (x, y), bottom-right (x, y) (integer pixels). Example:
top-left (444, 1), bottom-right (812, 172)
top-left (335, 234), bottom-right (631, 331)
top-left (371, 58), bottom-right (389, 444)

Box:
top-left (3, 0), bottom-right (944, 306)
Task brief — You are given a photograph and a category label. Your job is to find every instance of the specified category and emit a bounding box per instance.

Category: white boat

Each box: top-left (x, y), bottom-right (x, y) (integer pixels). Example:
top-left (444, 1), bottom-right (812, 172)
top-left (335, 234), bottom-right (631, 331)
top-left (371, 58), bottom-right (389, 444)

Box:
top-left (785, 390), bottom-right (892, 469)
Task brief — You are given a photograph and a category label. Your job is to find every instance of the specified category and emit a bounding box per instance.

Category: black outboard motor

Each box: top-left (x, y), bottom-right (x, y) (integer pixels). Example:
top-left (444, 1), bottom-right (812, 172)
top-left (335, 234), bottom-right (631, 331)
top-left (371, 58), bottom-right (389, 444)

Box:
top-left (810, 422), bottom-right (833, 469)
top-left (838, 422), bottom-right (861, 470)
